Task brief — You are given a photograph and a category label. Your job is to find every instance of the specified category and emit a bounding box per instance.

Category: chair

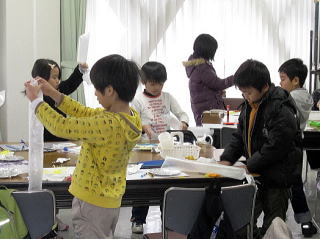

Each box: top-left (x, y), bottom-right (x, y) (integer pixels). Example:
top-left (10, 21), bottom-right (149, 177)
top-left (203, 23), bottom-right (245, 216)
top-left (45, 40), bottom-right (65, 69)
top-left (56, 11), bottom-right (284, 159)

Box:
top-left (143, 182), bottom-right (257, 239)
top-left (143, 187), bottom-right (206, 239)
top-left (220, 127), bottom-right (237, 148)
top-left (12, 189), bottom-right (56, 239)
top-left (221, 183), bottom-right (257, 239)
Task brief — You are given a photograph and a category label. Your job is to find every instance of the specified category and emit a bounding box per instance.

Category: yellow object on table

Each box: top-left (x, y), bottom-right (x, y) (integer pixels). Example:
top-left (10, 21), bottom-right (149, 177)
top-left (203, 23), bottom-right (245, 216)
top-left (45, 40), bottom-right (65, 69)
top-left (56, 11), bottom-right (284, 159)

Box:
top-left (205, 173), bottom-right (221, 178)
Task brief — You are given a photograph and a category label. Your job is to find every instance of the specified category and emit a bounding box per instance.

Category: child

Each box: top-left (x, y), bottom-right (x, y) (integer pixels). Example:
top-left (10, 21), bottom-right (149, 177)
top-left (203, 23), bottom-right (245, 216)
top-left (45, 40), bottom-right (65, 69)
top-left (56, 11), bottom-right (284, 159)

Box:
top-left (130, 61), bottom-right (189, 234)
top-left (312, 89), bottom-right (320, 110)
top-left (279, 58), bottom-right (317, 237)
top-left (183, 33), bottom-right (234, 125)
top-left (219, 59), bottom-right (302, 238)
top-left (25, 54), bottom-right (142, 239)
top-left (31, 59), bottom-right (88, 141)
top-left (132, 61), bottom-right (189, 140)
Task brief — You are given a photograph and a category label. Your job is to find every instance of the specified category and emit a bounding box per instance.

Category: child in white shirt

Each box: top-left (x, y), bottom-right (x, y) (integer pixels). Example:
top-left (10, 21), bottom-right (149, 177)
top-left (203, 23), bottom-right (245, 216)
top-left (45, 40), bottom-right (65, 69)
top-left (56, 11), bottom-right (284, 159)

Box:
top-left (132, 61), bottom-right (189, 140)
top-left (130, 61), bottom-right (189, 234)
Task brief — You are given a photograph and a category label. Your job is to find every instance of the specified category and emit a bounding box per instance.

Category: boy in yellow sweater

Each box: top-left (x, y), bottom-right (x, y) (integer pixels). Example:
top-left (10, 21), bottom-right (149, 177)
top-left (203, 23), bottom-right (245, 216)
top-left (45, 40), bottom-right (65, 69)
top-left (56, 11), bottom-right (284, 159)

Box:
top-left (24, 54), bottom-right (142, 239)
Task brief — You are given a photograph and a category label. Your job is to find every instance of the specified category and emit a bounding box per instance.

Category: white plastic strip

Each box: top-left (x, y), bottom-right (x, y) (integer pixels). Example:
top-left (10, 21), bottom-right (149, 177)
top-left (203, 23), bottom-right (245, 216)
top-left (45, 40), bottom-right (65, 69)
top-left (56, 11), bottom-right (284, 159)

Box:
top-left (28, 79), bottom-right (44, 191)
top-left (162, 157), bottom-right (246, 180)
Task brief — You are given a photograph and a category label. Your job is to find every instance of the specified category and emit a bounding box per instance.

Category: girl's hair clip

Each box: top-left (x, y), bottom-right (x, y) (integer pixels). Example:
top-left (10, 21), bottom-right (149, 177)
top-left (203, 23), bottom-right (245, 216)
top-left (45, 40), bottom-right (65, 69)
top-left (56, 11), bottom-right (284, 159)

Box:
top-left (48, 63), bottom-right (55, 69)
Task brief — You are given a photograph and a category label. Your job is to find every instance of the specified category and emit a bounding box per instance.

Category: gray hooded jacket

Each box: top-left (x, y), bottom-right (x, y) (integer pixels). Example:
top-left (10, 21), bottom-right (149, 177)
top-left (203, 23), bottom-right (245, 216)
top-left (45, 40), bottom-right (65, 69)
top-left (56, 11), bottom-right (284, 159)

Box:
top-left (290, 88), bottom-right (313, 130)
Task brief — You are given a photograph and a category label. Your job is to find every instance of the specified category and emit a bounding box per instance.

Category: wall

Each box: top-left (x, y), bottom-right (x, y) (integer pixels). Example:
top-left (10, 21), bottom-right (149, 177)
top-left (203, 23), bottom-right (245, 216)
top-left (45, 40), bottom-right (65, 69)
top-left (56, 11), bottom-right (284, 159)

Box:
top-left (0, 0), bottom-right (6, 141)
top-left (0, 0), bottom-right (60, 141)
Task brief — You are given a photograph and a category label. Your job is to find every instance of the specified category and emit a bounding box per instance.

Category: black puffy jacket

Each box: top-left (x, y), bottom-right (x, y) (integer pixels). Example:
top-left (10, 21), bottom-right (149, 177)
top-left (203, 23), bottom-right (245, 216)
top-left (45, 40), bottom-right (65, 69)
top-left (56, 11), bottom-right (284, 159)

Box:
top-left (220, 85), bottom-right (302, 188)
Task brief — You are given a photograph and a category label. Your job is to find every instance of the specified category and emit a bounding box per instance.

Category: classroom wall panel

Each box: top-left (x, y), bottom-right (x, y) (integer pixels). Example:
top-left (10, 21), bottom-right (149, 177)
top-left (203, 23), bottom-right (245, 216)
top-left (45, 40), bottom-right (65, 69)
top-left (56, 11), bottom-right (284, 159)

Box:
top-left (0, 0), bottom-right (60, 141)
top-left (0, 0), bottom-right (6, 141)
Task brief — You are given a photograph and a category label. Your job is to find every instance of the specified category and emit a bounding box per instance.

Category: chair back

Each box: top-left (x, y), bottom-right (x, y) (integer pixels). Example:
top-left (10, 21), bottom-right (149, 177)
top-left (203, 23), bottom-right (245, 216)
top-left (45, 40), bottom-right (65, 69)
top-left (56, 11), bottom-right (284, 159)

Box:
top-left (220, 127), bottom-right (237, 148)
top-left (144, 182), bottom-right (256, 239)
top-left (221, 183), bottom-right (257, 239)
top-left (12, 189), bottom-right (56, 239)
top-left (162, 187), bottom-right (205, 236)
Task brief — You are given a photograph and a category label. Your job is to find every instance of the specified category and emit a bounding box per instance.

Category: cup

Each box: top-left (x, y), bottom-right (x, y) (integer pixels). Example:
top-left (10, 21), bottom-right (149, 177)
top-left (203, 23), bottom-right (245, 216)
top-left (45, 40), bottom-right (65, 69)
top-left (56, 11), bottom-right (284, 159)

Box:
top-left (158, 132), bottom-right (174, 149)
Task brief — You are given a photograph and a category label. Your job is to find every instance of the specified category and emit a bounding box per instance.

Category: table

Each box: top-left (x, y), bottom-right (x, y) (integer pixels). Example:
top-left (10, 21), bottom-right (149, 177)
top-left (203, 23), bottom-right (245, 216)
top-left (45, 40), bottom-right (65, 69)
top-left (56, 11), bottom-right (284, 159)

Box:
top-left (0, 144), bottom-right (241, 209)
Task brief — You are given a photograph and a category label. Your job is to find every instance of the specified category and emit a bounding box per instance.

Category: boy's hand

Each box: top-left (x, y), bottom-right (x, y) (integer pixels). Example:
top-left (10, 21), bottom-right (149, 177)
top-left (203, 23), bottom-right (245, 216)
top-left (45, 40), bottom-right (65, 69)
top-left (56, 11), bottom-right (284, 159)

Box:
top-left (36, 78), bottom-right (57, 96)
top-left (24, 81), bottom-right (40, 102)
top-left (317, 100), bottom-right (320, 110)
top-left (142, 125), bottom-right (155, 139)
top-left (181, 122), bottom-right (188, 130)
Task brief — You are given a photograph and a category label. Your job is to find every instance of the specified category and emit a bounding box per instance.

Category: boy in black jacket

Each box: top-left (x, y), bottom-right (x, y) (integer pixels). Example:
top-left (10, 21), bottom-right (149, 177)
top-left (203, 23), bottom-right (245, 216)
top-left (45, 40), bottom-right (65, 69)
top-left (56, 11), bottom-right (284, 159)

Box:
top-left (219, 59), bottom-right (302, 238)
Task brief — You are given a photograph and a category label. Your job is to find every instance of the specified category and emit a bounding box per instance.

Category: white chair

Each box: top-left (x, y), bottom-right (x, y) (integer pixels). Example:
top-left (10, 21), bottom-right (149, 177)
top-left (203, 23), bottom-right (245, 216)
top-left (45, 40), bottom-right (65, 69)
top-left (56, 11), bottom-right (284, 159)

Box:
top-left (12, 189), bottom-right (56, 239)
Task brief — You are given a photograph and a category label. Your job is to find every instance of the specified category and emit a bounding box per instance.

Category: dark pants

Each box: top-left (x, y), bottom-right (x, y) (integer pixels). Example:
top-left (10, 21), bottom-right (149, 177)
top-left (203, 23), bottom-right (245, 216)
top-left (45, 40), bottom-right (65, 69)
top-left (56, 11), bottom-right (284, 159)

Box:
top-left (290, 177), bottom-right (312, 223)
top-left (253, 187), bottom-right (290, 238)
top-left (131, 206), bottom-right (149, 224)
top-left (131, 203), bottom-right (164, 224)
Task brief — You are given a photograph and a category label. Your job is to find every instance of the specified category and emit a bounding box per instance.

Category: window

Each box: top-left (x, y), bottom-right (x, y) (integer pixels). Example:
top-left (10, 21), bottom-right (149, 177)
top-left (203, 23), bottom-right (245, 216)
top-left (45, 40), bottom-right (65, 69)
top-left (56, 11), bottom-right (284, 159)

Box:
top-left (84, 0), bottom-right (314, 126)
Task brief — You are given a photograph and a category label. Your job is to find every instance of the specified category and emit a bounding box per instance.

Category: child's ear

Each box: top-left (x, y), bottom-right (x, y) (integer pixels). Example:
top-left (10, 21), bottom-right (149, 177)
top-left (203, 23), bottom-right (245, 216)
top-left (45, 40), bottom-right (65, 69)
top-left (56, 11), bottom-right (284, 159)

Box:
top-left (292, 77), bottom-right (300, 87)
top-left (104, 86), bottom-right (114, 96)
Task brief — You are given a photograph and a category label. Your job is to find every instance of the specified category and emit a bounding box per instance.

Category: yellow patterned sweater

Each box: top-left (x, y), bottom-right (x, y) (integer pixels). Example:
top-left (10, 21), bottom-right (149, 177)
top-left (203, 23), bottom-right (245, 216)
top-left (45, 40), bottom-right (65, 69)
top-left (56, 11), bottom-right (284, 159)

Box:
top-left (35, 95), bottom-right (142, 208)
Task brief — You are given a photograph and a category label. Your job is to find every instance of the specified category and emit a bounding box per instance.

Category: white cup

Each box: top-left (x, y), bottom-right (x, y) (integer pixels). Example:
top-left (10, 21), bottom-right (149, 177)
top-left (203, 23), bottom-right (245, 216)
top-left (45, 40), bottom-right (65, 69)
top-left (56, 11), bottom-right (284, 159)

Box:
top-left (158, 132), bottom-right (174, 149)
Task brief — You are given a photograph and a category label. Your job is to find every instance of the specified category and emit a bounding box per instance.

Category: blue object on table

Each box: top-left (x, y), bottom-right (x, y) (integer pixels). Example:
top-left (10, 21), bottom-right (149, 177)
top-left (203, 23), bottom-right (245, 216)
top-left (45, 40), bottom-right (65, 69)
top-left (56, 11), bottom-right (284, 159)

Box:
top-left (140, 160), bottom-right (164, 169)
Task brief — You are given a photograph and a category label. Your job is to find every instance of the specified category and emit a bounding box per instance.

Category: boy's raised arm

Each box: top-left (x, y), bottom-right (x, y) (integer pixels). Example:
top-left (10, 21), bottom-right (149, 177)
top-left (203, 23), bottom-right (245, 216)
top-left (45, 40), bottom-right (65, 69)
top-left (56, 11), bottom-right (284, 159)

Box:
top-left (33, 100), bottom-right (119, 143)
top-left (37, 78), bottom-right (101, 118)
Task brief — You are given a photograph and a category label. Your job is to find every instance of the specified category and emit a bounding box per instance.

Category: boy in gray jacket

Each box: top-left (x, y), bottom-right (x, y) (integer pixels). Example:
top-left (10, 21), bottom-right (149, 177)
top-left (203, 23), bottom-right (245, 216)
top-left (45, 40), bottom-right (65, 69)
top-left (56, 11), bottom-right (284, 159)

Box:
top-left (279, 58), bottom-right (316, 237)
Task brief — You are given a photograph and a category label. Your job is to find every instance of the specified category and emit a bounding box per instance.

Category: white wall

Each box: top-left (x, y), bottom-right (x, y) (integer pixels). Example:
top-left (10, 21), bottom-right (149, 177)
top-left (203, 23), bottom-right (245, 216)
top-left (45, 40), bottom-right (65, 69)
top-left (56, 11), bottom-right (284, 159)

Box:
top-left (0, 0), bottom-right (60, 142)
top-left (0, 0), bottom-right (6, 141)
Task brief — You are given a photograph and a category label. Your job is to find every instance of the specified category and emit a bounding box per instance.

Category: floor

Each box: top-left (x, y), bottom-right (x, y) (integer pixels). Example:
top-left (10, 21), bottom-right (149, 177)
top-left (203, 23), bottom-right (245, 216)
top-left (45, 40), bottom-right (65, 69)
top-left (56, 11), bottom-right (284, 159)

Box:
top-left (57, 160), bottom-right (320, 239)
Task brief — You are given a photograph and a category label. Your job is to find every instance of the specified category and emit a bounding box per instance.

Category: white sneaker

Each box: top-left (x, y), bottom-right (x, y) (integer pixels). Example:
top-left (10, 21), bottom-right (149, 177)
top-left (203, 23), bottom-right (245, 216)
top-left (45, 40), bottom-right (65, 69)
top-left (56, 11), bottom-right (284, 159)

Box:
top-left (131, 222), bottom-right (143, 234)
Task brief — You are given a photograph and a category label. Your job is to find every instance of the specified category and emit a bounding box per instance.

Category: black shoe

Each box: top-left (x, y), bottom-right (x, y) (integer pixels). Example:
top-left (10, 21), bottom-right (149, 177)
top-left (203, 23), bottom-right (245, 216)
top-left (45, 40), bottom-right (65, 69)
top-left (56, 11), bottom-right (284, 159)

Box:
top-left (301, 222), bottom-right (317, 237)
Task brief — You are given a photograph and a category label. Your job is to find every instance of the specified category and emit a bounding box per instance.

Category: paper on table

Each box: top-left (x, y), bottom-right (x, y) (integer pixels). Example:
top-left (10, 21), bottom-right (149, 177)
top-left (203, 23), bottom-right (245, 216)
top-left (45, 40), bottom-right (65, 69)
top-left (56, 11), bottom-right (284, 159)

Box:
top-left (162, 157), bottom-right (246, 180)
top-left (126, 168), bottom-right (188, 180)
top-left (77, 33), bottom-right (90, 63)
top-left (0, 90), bottom-right (5, 107)
top-left (43, 167), bottom-right (75, 181)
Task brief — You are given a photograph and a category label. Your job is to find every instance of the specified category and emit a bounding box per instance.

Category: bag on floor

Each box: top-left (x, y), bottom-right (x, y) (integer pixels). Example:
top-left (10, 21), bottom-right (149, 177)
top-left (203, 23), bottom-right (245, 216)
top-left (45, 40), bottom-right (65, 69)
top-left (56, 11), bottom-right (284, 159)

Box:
top-left (0, 186), bottom-right (28, 239)
top-left (263, 217), bottom-right (293, 239)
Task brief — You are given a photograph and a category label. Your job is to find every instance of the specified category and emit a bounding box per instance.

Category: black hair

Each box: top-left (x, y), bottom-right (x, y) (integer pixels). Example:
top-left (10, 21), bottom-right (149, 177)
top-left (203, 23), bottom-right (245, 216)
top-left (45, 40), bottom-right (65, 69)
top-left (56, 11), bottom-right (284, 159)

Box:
top-left (31, 59), bottom-right (61, 80)
top-left (90, 54), bottom-right (140, 102)
top-left (278, 58), bottom-right (308, 87)
top-left (193, 34), bottom-right (218, 61)
top-left (140, 61), bottom-right (167, 84)
top-left (234, 59), bottom-right (271, 92)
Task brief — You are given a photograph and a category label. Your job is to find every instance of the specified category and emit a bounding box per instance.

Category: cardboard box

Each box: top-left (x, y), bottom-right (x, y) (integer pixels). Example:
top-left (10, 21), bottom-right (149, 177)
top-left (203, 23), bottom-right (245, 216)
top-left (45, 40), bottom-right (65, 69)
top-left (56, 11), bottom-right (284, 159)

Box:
top-left (202, 110), bottom-right (225, 124)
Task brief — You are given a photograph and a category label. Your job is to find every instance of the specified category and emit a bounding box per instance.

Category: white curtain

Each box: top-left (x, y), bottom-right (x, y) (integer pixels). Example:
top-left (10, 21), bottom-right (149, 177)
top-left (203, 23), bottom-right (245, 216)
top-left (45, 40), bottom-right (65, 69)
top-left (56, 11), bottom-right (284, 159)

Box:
top-left (84, 0), bottom-right (314, 126)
